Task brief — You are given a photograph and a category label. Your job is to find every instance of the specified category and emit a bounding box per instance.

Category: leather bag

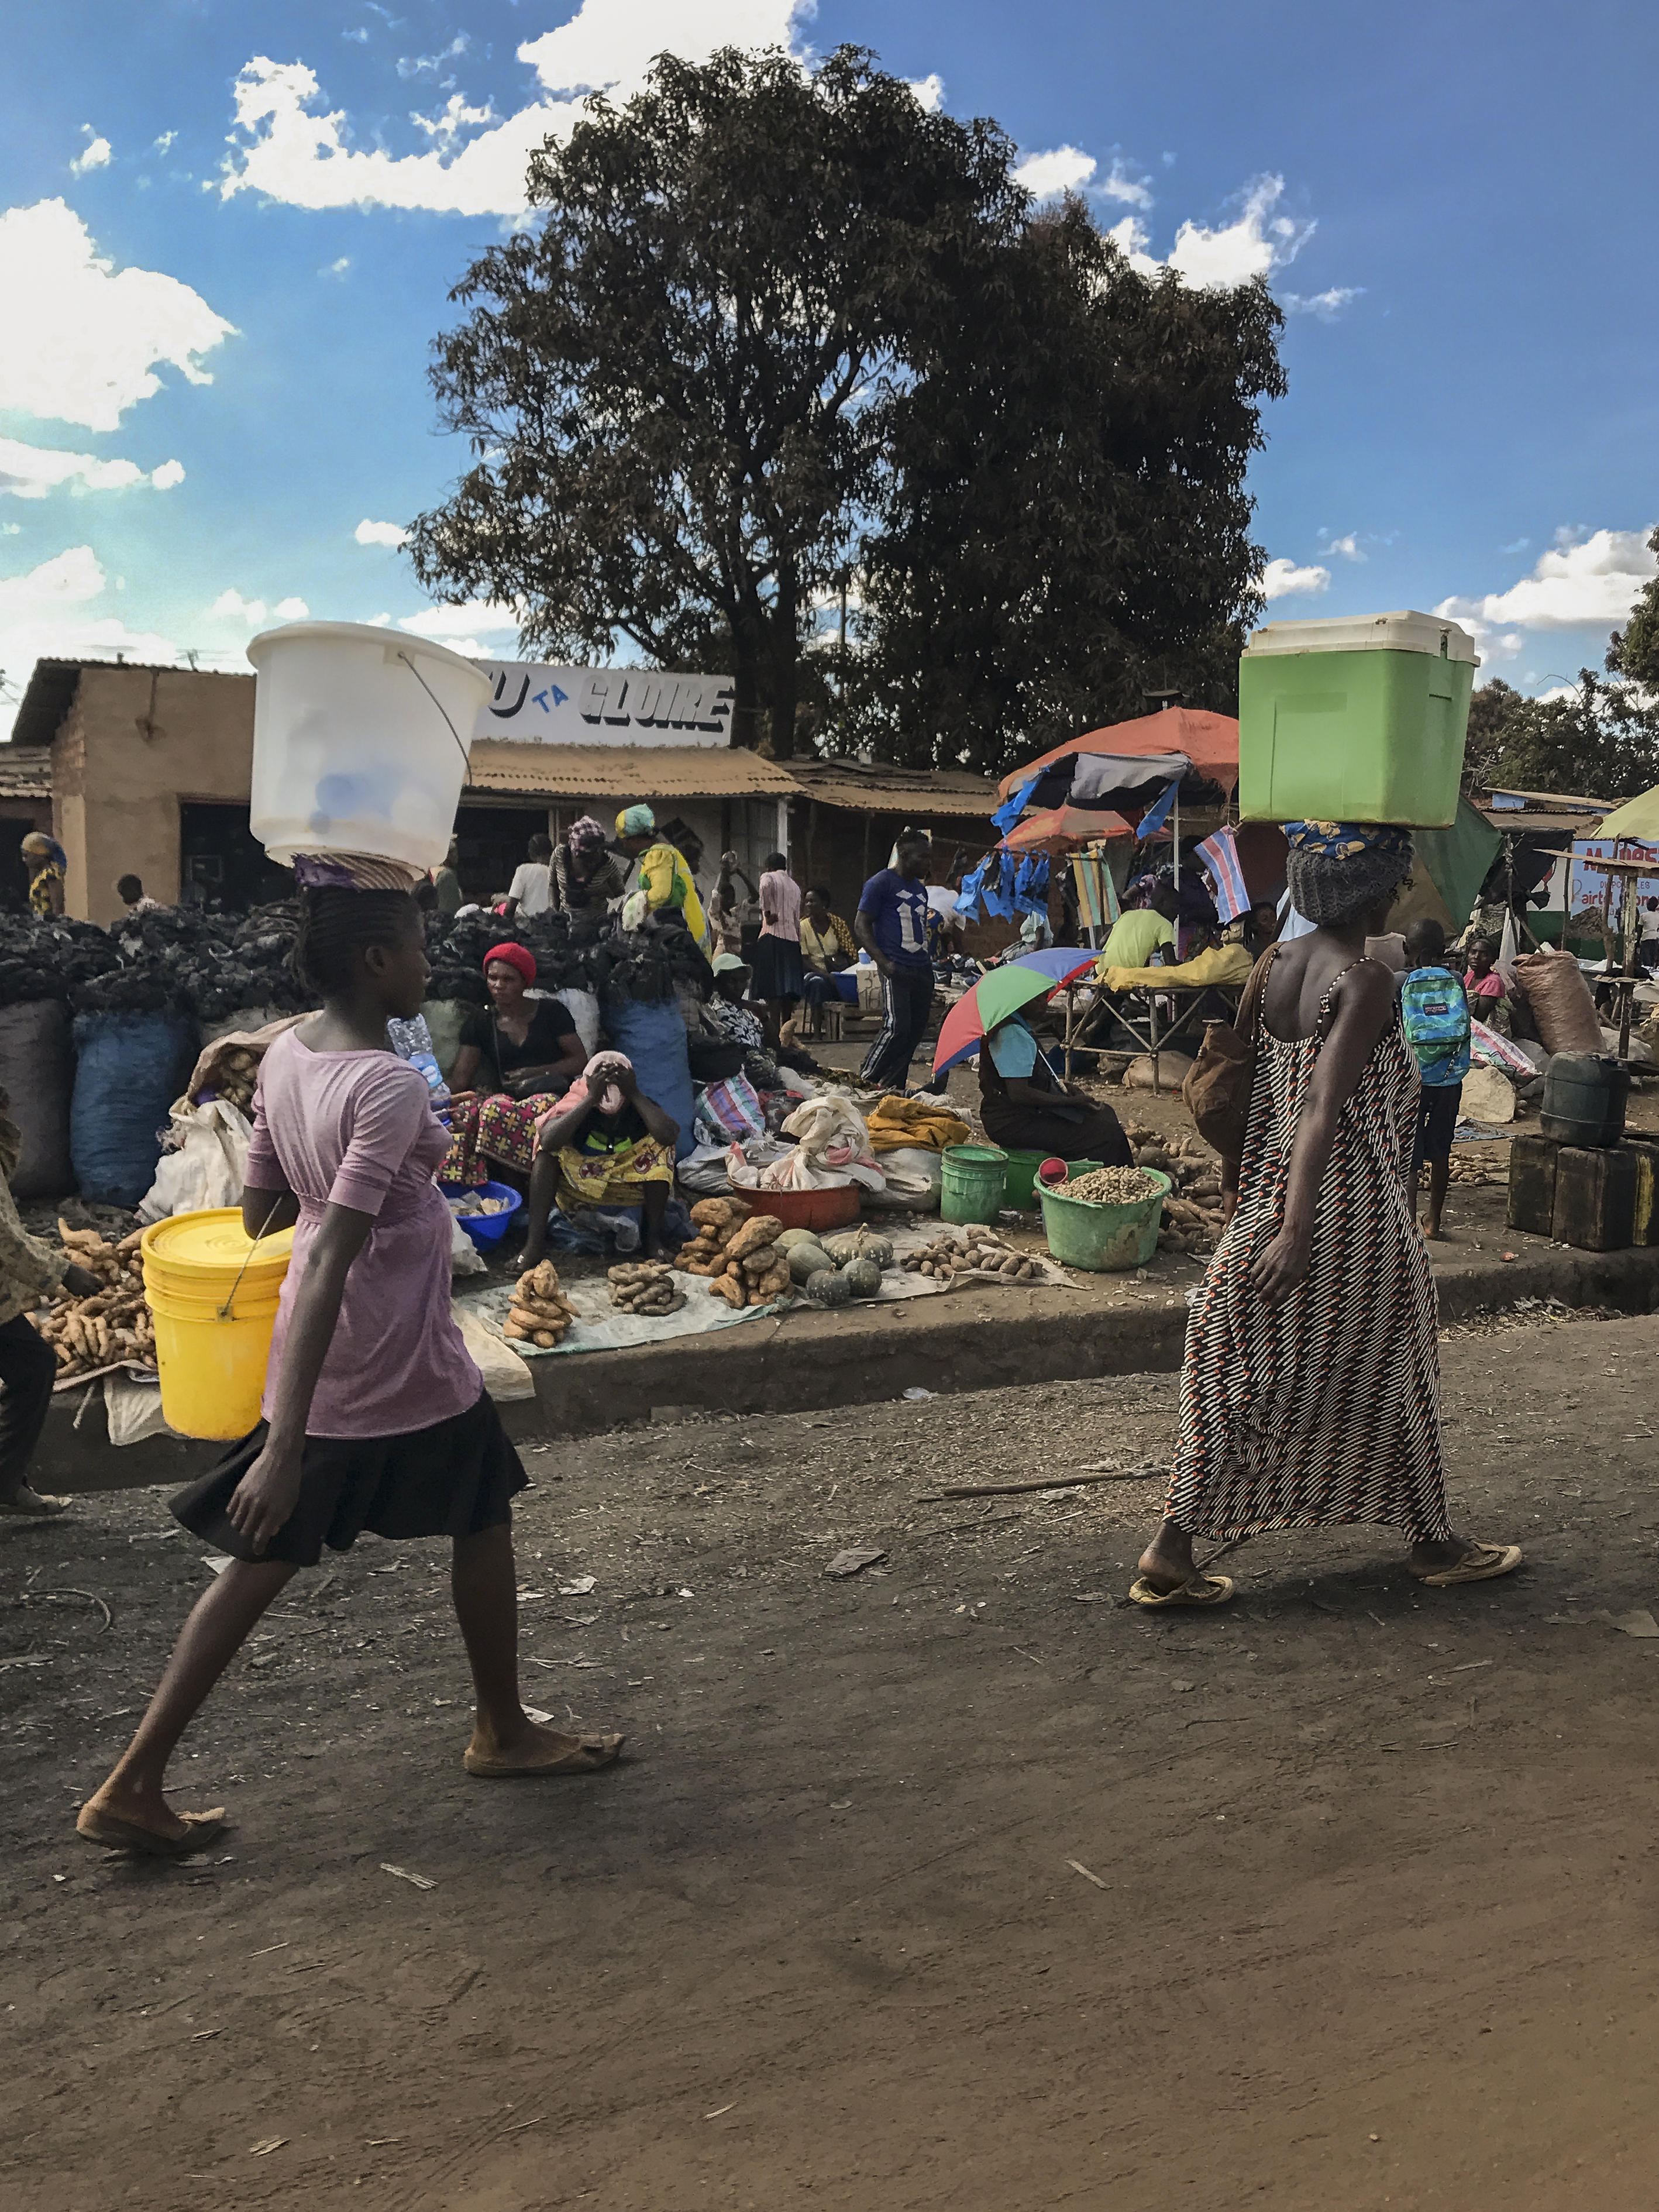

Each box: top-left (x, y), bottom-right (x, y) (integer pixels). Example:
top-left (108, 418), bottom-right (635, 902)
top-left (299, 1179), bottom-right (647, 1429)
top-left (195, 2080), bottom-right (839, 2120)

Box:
top-left (1181, 947), bottom-right (1278, 1160)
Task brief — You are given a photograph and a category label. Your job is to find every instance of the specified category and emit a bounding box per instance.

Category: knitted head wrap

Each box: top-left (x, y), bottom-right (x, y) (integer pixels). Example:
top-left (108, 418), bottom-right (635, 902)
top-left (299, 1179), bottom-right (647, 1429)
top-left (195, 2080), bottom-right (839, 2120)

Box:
top-left (617, 804), bottom-right (655, 838)
top-left (1283, 821), bottom-right (1415, 928)
top-left (567, 815), bottom-right (609, 855)
top-left (483, 941), bottom-right (536, 986)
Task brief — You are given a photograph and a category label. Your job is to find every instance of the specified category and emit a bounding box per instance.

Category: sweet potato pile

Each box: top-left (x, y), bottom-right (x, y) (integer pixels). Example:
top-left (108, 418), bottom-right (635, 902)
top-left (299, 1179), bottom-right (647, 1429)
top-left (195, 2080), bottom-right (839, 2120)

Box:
top-left (39, 1222), bottom-right (154, 1377)
top-left (678, 1197), bottom-right (791, 1308)
top-left (504, 1260), bottom-right (576, 1348)
top-left (608, 1261), bottom-right (684, 1317)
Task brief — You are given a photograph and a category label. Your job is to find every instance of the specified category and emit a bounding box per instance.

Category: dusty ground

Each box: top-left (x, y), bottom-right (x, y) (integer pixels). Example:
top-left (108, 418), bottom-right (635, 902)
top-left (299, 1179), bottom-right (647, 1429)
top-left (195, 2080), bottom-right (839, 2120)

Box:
top-left (6, 1305), bottom-right (1659, 2210)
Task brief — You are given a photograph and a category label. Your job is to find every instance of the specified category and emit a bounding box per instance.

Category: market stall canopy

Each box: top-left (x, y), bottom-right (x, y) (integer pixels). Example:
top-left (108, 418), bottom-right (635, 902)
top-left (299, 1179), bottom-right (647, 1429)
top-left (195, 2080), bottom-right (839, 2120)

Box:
top-left (996, 706), bottom-right (1241, 805)
top-left (1000, 805), bottom-right (1134, 855)
top-left (1384, 797), bottom-right (1502, 935)
top-left (932, 951), bottom-right (1099, 1079)
top-left (1596, 785), bottom-right (1659, 844)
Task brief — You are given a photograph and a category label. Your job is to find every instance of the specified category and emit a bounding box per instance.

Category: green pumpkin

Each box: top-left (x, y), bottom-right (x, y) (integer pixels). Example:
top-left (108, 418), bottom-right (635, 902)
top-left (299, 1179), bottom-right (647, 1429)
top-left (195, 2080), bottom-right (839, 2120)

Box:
top-left (775, 1227), bottom-right (818, 1253)
top-left (787, 1240), bottom-right (834, 1285)
top-left (806, 1268), bottom-right (852, 1308)
top-left (824, 1228), bottom-right (894, 1270)
top-left (842, 1255), bottom-right (882, 1298)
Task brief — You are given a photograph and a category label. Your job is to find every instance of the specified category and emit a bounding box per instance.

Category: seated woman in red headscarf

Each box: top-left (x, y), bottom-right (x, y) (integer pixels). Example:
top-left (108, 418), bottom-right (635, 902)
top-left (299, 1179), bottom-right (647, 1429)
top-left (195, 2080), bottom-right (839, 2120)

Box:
top-left (442, 943), bottom-right (587, 1186)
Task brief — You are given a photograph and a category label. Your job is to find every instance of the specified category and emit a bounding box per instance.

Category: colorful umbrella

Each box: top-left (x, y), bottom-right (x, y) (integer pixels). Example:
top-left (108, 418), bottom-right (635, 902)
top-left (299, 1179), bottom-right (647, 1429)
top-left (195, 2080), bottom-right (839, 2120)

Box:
top-left (932, 950), bottom-right (1098, 1079)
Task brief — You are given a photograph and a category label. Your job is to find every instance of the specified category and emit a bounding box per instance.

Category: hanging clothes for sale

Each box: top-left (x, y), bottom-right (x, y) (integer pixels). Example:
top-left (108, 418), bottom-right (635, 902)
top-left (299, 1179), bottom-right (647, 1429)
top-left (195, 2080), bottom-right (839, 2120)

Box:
top-left (1070, 849), bottom-right (1122, 935)
top-left (1195, 826), bottom-right (1250, 923)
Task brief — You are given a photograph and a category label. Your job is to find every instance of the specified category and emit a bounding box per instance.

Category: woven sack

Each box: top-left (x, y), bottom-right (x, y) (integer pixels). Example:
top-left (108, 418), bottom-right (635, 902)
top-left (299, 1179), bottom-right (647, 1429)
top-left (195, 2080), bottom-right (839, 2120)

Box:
top-left (1511, 947), bottom-right (1602, 1056)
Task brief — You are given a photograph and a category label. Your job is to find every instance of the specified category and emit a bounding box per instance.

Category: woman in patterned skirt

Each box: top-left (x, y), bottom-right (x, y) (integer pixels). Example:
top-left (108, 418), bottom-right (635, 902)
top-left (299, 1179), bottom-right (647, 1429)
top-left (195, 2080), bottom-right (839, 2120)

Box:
top-left (1133, 823), bottom-right (1522, 1608)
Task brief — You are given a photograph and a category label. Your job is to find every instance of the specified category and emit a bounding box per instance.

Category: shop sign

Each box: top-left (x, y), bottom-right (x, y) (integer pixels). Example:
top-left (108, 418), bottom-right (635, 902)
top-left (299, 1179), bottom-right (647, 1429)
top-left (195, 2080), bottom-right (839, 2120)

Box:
top-left (473, 662), bottom-right (735, 746)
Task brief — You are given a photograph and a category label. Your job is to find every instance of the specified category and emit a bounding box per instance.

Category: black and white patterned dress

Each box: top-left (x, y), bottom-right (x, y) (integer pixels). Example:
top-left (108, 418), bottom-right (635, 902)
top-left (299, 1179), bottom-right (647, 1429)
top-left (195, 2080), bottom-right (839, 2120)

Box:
top-left (1166, 966), bottom-right (1453, 1544)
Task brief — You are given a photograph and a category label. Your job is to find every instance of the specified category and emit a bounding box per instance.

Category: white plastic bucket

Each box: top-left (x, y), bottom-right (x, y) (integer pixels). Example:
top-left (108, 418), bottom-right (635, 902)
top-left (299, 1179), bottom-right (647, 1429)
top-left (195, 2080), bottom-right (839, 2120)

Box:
top-left (246, 621), bottom-right (491, 873)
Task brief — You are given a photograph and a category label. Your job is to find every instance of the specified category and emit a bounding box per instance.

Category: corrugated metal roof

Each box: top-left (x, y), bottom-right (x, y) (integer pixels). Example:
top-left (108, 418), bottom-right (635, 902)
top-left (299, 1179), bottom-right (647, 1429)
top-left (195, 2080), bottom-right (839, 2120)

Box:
top-left (466, 741), bottom-right (803, 799)
top-left (1475, 808), bottom-right (1609, 833)
top-left (0, 750), bottom-right (53, 798)
top-left (1478, 786), bottom-right (1608, 809)
top-left (789, 758), bottom-right (997, 818)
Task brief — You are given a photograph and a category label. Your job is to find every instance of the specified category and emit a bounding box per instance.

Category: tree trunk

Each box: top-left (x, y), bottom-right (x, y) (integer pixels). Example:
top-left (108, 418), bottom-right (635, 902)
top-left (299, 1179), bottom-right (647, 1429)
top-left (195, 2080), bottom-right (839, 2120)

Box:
top-left (729, 628), bottom-right (763, 752)
top-left (763, 582), bottom-right (800, 761)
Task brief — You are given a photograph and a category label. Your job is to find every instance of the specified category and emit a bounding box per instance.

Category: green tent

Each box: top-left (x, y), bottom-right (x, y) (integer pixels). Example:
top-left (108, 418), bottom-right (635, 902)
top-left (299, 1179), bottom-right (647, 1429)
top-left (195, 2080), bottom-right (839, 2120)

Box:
top-left (1388, 797), bottom-right (1501, 934)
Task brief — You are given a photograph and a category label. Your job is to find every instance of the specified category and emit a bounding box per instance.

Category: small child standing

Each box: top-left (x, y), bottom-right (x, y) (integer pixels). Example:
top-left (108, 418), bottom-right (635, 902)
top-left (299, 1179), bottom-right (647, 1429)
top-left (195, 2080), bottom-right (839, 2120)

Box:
top-left (1399, 918), bottom-right (1472, 1241)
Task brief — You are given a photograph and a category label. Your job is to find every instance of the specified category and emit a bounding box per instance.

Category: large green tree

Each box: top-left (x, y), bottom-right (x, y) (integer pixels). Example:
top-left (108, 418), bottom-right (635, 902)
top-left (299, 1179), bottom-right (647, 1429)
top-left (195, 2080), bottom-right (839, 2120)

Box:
top-left (1606, 526), bottom-right (1659, 692)
top-left (852, 199), bottom-right (1286, 770)
top-left (408, 45), bottom-right (1023, 758)
top-left (1463, 671), bottom-right (1659, 801)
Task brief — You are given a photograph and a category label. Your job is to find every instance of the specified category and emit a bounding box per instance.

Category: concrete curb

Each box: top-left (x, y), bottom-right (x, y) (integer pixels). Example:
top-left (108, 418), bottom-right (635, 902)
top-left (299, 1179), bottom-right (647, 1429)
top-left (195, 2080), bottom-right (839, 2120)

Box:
top-left (33, 1241), bottom-right (1659, 1494)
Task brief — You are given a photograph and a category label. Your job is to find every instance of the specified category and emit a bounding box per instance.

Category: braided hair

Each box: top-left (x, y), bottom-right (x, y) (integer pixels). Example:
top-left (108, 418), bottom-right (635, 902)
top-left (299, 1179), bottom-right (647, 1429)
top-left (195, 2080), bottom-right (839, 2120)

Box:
top-left (291, 887), bottom-right (421, 997)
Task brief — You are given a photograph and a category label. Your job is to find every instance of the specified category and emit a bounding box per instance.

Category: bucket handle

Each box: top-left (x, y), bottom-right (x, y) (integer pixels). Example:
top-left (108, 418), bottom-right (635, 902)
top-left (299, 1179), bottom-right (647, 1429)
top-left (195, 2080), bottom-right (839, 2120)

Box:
top-left (217, 1196), bottom-right (288, 1322)
top-left (394, 648), bottom-right (474, 771)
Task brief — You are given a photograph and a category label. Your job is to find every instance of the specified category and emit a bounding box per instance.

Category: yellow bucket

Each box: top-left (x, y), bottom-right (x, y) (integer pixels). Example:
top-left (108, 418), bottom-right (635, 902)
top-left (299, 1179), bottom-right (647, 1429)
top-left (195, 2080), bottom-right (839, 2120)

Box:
top-left (141, 1209), bottom-right (295, 1440)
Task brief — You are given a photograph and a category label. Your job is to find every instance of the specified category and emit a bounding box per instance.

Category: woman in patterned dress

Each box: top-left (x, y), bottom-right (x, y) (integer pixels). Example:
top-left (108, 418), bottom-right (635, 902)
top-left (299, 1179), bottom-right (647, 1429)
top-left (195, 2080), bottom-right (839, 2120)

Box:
top-left (1133, 823), bottom-right (1522, 1607)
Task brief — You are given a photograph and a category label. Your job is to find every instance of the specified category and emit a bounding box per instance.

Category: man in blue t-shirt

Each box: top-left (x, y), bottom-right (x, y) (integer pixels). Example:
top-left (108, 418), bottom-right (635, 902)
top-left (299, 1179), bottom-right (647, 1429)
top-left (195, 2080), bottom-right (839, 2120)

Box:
top-left (854, 831), bottom-right (936, 1091)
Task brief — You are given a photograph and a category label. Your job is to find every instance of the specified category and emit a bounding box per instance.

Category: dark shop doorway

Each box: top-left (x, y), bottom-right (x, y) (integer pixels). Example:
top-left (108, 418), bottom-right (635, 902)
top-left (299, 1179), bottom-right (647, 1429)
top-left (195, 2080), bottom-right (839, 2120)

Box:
top-left (179, 804), bottom-right (294, 911)
top-left (453, 806), bottom-right (552, 905)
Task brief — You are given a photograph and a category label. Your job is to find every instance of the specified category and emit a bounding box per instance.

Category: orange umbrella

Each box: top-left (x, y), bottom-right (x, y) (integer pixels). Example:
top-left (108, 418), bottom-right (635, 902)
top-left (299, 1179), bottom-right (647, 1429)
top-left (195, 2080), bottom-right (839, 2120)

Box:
top-left (999, 805), bottom-right (1134, 855)
top-left (996, 705), bottom-right (1240, 803)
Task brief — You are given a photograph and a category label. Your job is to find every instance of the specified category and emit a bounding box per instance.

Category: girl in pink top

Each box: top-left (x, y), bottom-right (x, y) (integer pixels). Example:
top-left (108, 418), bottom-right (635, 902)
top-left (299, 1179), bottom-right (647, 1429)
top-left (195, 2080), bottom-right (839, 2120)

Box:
top-left (1464, 937), bottom-right (1507, 1005)
top-left (78, 887), bottom-right (621, 1860)
top-left (750, 850), bottom-right (804, 1044)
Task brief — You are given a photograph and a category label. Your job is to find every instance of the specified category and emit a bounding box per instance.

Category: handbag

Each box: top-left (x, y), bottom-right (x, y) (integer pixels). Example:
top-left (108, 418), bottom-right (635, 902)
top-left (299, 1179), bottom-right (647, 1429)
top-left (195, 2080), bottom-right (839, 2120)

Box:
top-left (1182, 946), bottom-right (1278, 1159)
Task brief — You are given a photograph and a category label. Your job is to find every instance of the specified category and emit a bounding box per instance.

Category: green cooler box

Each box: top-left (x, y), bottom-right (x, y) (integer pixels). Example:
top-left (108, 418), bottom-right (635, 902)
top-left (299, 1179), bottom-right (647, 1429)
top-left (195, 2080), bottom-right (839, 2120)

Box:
top-left (1238, 610), bottom-right (1478, 827)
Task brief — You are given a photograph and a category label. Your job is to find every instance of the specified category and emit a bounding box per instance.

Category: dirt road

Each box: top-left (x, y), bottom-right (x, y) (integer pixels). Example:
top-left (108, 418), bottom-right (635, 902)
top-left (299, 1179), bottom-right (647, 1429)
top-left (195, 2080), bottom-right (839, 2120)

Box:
top-left (5, 1308), bottom-right (1659, 2211)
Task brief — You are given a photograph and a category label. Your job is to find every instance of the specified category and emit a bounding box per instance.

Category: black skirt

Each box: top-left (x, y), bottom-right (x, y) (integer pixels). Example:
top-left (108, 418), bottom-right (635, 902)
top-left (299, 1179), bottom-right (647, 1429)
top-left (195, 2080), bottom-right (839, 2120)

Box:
top-left (169, 1387), bottom-right (527, 1568)
top-left (750, 934), bottom-right (805, 1002)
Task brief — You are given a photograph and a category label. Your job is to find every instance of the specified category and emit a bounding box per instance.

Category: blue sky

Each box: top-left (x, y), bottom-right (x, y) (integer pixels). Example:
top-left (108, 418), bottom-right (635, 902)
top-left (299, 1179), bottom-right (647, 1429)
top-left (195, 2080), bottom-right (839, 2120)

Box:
top-left (2, 0), bottom-right (1656, 738)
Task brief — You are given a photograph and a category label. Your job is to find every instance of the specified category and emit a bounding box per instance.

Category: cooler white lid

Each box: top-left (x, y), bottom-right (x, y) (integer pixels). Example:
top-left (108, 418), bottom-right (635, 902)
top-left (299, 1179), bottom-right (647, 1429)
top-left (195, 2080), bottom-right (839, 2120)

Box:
top-left (1243, 610), bottom-right (1479, 664)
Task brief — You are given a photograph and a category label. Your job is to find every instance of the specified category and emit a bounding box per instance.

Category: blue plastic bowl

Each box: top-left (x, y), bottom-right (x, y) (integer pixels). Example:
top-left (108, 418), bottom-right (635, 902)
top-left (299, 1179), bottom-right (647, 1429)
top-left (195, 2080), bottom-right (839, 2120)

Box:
top-left (440, 1179), bottom-right (524, 1251)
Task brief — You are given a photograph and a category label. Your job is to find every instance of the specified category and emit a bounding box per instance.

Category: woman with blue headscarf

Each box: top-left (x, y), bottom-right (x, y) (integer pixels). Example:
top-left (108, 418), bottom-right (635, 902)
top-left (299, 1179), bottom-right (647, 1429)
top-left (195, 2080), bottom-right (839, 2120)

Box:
top-left (21, 832), bottom-right (66, 918)
top-left (1131, 821), bottom-right (1522, 1608)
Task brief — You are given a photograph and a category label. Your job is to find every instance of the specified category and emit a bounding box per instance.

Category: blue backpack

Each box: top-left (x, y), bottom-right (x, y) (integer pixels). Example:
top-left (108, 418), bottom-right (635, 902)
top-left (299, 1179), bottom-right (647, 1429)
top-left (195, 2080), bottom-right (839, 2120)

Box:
top-left (1400, 965), bottom-right (1471, 1083)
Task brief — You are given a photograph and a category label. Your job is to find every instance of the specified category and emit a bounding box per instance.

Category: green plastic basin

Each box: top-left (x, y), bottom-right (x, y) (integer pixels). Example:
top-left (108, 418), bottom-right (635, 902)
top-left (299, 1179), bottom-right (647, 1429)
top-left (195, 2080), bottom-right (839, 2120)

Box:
top-left (1039, 1170), bottom-right (1171, 1272)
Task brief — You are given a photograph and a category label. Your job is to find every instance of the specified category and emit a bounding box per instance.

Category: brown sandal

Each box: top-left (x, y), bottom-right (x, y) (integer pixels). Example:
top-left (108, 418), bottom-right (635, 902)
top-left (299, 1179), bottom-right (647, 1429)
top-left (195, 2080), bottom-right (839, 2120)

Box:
top-left (76, 1803), bottom-right (231, 1858)
top-left (464, 1732), bottom-right (625, 1778)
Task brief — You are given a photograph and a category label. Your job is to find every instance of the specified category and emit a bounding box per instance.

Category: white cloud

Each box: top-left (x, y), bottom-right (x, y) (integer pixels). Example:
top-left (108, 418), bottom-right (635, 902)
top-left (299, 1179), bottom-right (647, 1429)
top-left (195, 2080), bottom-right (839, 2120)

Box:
top-left (354, 518), bottom-right (408, 547)
top-left (0, 199), bottom-right (236, 432)
top-left (398, 34), bottom-right (469, 80)
top-left (1259, 558), bottom-right (1331, 600)
top-left (908, 74), bottom-right (944, 113)
top-left (1436, 527), bottom-right (1658, 635)
top-left (398, 601), bottom-right (518, 639)
top-left (209, 589), bottom-right (309, 626)
top-left (0, 438), bottom-right (185, 499)
top-left (0, 547), bottom-right (179, 737)
top-left (411, 95), bottom-right (499, 154)
top-left (221, 3), bottom-right (814, 215)
top-left (70, 130), bottom-right (112, 177)
top-left (1014, 146), bottom-right (1097, 199)
top-left (1282, 285), bottom-right (1364, 319)
top-left (1097, 161), bottom-right (1154, 209)
top-left (322, 254), bottom-right (352, 278)
top-left (1323, 534), bottom-right (1365, 563)
top-left (153, 131), bottom-right (177, 156)
top-left (1165, 175), bottom-right (1313, 288)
